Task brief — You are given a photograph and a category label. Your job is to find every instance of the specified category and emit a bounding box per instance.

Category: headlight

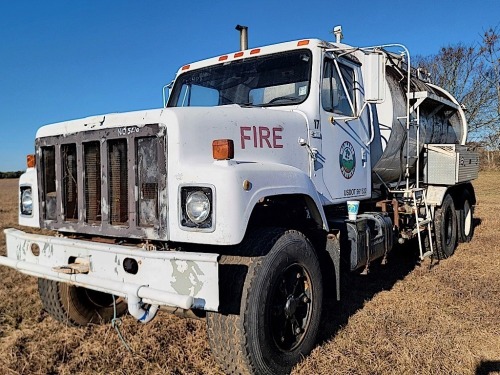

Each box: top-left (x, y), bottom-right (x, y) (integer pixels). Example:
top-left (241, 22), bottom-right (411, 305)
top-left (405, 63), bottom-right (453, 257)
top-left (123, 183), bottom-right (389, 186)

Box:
top-left (21, 188), bottom-right (33, 215)
top-left (180, 186), bottom-right (214, 229)
top-left (186, 191), bottom-right (211, 224)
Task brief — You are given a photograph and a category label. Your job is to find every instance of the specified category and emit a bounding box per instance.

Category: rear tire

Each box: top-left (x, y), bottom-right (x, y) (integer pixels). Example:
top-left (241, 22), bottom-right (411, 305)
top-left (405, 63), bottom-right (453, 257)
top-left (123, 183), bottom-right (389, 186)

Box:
top-left (38, 279), bottom-right (126, 326)
top-left (434, 194), bottom-right (458, 259)
top-left (207, 229), bottom-right (323, 375)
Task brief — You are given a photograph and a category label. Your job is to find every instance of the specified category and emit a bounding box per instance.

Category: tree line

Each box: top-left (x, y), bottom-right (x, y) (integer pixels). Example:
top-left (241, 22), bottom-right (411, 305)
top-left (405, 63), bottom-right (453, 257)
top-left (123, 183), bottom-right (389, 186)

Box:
top-left (0, 171), bottom-right (24, 179)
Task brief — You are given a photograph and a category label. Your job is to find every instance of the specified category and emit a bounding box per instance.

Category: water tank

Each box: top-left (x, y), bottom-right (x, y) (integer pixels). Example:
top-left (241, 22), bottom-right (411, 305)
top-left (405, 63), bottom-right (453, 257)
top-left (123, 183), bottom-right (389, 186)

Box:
top-left (369, 65), bottom-right (467, 185)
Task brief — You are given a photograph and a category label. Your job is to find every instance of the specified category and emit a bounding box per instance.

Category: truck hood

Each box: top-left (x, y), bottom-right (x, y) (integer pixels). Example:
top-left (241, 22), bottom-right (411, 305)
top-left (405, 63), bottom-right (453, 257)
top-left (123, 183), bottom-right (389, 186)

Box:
top-left (36, 105), bottom-right (311, 172)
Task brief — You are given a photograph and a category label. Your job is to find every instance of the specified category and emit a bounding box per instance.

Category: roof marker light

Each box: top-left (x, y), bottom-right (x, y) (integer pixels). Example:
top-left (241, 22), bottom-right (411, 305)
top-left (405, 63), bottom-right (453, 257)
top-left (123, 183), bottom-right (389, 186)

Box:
top-left (219, 55), bottom-right (229, 61)
top-left (297, 40), bottom-right (310, 46)
top-left (181, 64), bottom-right (190, 70)
top-left (250, 48), bottom-right (260, 55)
top-left (234, 51), bottom-right (244, 58)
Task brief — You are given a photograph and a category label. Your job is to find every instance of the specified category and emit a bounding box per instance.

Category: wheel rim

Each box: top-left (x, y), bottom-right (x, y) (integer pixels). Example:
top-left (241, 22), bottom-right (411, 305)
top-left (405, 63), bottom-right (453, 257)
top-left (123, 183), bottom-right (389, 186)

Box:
top-left (444, 206), bottom-right (454, 246)
top-left (464, 200), bottom-right (472, 236)
top-left (268, 263), bottom-right (313, 352)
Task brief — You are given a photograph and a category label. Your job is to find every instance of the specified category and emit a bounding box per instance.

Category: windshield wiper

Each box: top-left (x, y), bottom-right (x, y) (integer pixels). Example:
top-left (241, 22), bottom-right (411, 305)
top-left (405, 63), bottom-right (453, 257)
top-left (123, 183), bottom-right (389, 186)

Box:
top-left (238, 102), bottom-right (262, 108)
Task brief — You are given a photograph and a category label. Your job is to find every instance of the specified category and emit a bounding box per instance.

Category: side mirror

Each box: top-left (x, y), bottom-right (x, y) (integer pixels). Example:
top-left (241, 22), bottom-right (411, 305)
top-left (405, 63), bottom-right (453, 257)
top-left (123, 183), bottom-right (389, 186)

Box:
top-left (364, 51), bottom-right (386, 102)
top-left (162, 80), bottom-right (175, 108)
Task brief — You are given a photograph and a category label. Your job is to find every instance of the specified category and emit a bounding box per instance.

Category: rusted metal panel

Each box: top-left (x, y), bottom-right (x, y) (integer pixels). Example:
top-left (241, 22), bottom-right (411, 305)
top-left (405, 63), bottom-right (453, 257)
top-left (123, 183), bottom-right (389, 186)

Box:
top-left (137, 137), bottom-right (160, 227)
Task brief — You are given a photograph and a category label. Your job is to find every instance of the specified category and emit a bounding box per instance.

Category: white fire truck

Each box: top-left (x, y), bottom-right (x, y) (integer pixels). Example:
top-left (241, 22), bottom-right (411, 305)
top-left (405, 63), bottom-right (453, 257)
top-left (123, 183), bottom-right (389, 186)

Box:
top-left (1, 26), bottom-right (478, 374)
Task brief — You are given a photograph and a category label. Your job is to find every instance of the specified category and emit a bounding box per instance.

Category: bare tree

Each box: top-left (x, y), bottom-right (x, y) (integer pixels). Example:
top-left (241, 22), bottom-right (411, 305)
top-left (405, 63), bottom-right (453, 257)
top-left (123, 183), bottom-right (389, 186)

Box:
top-left (415, 27), bottom-right (500, 145)
top-left (481, 28), bottom-right (500, 117)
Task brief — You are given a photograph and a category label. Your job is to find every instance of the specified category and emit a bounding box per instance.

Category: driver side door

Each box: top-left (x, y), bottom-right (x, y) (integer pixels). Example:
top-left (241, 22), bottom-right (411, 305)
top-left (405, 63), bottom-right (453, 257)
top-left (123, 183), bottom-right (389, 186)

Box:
top-left (319, 56), bottom-right (371, 203)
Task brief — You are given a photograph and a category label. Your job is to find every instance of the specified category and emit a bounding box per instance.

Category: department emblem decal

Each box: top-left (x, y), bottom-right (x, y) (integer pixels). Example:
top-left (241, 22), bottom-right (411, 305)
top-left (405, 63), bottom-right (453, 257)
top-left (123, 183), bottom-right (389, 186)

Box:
top-left (339, 141), bottom-right (356, 179)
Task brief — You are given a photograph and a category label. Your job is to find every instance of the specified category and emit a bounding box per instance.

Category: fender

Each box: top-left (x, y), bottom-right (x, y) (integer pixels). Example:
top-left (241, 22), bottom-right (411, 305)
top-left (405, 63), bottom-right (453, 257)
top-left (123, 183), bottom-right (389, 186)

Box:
top-left (235, 161), bottom-right (328, 232)
top-left (168, 160), bottom-right (328, 245)
top-left (426, 185), bottom-right (448, 206)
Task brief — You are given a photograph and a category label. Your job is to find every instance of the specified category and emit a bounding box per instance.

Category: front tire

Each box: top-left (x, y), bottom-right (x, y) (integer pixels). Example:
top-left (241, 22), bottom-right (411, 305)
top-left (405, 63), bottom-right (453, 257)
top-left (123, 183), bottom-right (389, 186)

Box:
top-left (38, 279), bottom-right (126, 326)
top-left (207, 229), bottom-right (323, 375)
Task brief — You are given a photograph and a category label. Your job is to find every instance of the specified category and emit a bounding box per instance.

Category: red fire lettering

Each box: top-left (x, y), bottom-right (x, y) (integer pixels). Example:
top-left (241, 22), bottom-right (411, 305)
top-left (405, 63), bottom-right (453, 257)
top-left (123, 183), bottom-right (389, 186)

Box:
top-left (240, 126), bottom-right (251, 149)
top-left (273, 127), bottom-right (283, 148)
top-left (240, 125), bottom-right (284, 149)
top-left (259, 126), bottom-right (272, 148)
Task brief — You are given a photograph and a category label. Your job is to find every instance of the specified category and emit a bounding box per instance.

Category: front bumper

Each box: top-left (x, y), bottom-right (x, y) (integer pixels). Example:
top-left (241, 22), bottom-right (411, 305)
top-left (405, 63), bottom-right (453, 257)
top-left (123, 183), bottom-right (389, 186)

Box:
top-left (1, 228), bottom-right (219, 311)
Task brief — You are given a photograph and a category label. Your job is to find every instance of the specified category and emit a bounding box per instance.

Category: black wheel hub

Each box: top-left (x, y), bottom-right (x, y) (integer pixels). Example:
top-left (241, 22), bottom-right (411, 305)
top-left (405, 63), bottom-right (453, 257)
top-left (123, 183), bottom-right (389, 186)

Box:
top-left (269, 264), bottom-right (312, 351)
top-left (284, 295), bottom-right (299, 318)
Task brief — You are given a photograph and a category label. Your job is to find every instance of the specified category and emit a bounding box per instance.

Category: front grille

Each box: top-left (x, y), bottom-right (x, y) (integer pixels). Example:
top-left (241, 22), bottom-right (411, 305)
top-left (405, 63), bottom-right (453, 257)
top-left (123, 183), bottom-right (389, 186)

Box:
top-left (37, 124), bottom-right (166, 239)
top-left (142, 183), bottom-right (158, 200)
top-left (41, 146), bottom-right (56, 220)
top-left (108, 139), bottom-right (129, 225)
top-left (137, 137), bottom-right (159, 226)
top-left (62, 144), bottom-right (78, 221)
top-left (84, 142), bottom-right (101, 223)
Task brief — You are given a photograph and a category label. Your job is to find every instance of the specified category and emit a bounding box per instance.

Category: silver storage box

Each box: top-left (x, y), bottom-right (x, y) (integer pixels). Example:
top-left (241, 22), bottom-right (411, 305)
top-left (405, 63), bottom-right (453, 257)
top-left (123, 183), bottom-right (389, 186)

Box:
top-left (423, 144), bottom-right (479, 185)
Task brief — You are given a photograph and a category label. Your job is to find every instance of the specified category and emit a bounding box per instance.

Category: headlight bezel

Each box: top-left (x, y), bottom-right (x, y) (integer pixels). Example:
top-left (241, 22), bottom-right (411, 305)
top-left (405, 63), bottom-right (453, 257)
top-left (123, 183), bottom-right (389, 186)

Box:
top-left (180, 185), bottom-right (214, 230)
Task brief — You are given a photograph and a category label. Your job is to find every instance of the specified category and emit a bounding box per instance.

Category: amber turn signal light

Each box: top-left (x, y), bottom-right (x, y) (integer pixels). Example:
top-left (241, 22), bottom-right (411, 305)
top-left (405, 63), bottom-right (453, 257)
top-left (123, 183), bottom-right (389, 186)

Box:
top-left (212, 139), bottom-right (234, 160)
top-left (27, 154), bottom-right (36, 168)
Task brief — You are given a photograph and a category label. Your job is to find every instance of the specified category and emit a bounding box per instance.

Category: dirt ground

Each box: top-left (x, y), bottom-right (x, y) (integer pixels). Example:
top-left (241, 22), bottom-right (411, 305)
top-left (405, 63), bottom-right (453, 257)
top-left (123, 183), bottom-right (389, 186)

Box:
top-left (0, 174), bottom-right (498, 375)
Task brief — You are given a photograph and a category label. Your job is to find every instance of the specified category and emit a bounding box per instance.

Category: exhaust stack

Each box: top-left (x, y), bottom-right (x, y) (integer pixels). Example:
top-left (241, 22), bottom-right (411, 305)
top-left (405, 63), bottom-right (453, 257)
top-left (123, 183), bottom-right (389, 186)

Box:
top-left (235, 24), bottom-right (248, 51)
top-left (334, 25), bottom-right (343, 43)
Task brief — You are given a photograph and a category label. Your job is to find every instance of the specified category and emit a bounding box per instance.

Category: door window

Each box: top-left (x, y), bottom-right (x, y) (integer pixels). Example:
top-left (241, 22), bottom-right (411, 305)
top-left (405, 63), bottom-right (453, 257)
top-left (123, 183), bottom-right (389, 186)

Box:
top-left (322, 60), bottom-right (355, 116)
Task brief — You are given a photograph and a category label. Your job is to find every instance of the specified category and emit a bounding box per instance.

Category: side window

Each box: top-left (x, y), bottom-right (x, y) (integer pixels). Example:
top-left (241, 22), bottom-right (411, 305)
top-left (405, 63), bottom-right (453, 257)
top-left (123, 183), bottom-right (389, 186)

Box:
top-left (322, 60), bottom-right (355, 116)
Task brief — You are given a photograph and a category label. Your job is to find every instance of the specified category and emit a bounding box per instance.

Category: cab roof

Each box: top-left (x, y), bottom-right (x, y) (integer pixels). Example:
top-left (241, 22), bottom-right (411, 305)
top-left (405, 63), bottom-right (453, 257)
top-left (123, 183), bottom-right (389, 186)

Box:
top-left (175, 38), bottom-right (335, 75)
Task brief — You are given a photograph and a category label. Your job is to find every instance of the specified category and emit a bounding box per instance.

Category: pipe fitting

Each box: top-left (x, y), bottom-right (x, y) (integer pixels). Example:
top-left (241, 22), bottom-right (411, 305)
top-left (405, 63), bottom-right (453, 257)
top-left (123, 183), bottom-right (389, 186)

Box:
top-left (127, 288), bottom-right (160, 323)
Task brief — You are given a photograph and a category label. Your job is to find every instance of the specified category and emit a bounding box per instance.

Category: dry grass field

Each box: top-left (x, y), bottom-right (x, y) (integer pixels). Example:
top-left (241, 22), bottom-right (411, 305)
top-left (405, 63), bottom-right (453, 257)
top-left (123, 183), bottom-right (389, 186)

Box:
top-left (0, 174), bottom-right (498, 375)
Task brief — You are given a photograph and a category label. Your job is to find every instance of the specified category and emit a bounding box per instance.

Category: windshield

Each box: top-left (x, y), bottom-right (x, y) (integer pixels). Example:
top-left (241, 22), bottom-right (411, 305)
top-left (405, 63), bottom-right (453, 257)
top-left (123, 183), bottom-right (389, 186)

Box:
top-left (167, 49), bottom-right (312, 108)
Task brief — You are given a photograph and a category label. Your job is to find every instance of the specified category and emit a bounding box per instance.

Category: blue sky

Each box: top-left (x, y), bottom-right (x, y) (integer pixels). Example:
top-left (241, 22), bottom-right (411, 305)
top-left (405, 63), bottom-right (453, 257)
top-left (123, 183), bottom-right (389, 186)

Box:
top-left (1, 0), bottom-right (499, 171)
